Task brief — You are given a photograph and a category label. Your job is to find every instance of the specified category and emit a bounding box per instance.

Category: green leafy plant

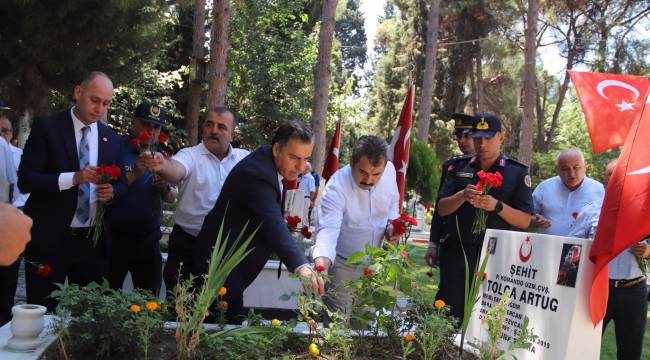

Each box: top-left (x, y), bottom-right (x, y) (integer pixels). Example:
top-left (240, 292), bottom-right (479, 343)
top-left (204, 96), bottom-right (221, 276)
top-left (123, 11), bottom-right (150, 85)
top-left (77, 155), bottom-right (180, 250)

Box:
top-left (411, 298), bottom-right (456, 360)
top-left (174, 216), bottom-right (257, 360)
top-left (480, 291), bottom-right (538, 360)
top-left (456, 215), bottom-right (491, 356)
top-left (50, 281), bottom-right (164, 359)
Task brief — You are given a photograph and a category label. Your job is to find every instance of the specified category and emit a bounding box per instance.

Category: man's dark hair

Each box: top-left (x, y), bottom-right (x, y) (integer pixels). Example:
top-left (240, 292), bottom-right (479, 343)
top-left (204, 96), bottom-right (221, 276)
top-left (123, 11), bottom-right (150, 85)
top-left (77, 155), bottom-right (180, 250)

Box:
top-left (351, 135), bottom-right (388, 166)
top-left (212, 106), bottom-right (238, 127)
top-left (271, 119), bottom-right (313, 148)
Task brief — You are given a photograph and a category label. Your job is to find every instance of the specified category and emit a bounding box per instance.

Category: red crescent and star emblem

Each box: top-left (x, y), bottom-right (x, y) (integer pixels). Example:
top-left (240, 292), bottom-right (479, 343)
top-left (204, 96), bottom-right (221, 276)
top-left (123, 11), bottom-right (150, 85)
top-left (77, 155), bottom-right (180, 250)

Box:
top-left (519, 236), bottom-right (532, 263)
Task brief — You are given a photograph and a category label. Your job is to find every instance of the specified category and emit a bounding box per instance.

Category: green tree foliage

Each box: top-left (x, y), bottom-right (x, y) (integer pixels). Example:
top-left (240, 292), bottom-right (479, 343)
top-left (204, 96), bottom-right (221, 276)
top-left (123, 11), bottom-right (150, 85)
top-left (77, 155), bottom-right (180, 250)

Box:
top-left (0, 0), bottom-right (177, 115)
top-left (529, 89), bottom-right (618, 187)
top-left (227, 0), bottom-right (319, 149)
top-left (334, 0), bottom-right (368, 94)
top-left (406, 139), bottom-right (440, 204)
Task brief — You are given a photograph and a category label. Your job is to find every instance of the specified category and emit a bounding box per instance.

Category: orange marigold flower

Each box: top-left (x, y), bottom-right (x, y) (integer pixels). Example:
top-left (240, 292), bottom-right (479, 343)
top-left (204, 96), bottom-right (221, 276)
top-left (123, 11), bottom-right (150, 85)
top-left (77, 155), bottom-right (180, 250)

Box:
top-left (218, 286), bottom-right (227, 296)
top-left (434, 299), bottom-right (446, 308)
top-left (218, 300), bottom-right (228, 311)
top-left (145, 301), bottom-right (159, 311)
top-left (130, 304), bottom-right (141, 313)
top-left (403, 333), bottom-right (415, 342)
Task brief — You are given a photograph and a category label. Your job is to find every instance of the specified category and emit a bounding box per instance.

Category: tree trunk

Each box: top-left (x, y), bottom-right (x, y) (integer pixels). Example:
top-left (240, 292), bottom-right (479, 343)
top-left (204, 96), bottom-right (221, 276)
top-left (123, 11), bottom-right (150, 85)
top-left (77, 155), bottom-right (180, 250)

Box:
top-left (207, 0), bottom-right (230, 110)
top-left (544, 49), bottom-right (575, 152)
top-left (534, 78), bottom-right (547, 152)
top-left (310, 0), bottom-right (338, 174)
top-left (415, 0), bottom-right (441, 143)
top-left (17, 109), bottom-right (32, 148)
top-left (517, 0), bottom-right (539, 165)
top-left (476, 47), bottom-right (484, 112)
top-left (186, 0), bottom-right (206, 146)
top-left (469, 61), bottom-right (477, 114)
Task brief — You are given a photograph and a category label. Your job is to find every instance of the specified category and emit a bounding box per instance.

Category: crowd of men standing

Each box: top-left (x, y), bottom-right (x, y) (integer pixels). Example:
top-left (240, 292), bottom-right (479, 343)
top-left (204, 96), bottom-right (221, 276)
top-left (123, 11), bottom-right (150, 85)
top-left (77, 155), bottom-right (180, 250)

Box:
top-left (0, 70), bottom-right (648, 358)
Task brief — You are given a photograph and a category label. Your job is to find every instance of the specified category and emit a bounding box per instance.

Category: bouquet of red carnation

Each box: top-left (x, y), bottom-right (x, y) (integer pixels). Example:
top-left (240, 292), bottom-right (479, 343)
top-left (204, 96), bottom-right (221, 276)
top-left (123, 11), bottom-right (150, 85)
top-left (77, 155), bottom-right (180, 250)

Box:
top-left (471, 170), bottom-right (503, 235)
top-left (89, 164), bottom-right (121, 246)
top-left (389, 213), bottom-right (418, 245)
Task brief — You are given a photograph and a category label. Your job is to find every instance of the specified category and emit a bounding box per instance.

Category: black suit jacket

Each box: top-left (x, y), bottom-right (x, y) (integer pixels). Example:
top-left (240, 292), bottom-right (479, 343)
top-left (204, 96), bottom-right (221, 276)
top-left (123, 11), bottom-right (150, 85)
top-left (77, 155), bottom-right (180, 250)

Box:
top-left (197, 145), bottom-right (308, 287)
top-left (18, 109), bottom-right (127, 252)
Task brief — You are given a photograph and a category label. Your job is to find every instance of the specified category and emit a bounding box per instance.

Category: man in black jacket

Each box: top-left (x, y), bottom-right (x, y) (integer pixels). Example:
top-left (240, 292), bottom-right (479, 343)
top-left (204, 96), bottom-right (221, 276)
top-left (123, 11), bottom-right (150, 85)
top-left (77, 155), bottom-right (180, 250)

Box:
top-left (197, 120), bottom-right (324, 323)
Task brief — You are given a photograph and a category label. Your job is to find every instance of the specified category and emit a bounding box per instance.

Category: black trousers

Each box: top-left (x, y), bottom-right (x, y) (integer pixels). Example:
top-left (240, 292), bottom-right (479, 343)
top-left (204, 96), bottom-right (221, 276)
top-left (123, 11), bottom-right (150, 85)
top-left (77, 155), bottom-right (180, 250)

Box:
top-left (108, 229), bottom-right (162, 297)
top-left (0, 260), bottom-right (20, 325)
top-left (163, 225), bottom-right (206, 297)
top-left (435, 239), bottom-right (480, 322)
top-left (25, 229), bottom-right (108, 312)
top-left (603, 281), bottom-right (648, 360)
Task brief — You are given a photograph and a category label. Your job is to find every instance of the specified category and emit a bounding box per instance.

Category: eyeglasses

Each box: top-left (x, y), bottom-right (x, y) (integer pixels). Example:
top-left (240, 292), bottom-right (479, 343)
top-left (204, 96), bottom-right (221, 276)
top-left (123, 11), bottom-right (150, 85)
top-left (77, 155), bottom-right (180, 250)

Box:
top-left (0, 128), bottom-right (12, 133)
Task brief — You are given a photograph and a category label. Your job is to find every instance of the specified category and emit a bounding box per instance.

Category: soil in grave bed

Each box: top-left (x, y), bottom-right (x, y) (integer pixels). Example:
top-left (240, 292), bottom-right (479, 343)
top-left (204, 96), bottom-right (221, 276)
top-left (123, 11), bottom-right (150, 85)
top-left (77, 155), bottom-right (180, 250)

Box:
top-left (39, 328), bottom-right (477, 360)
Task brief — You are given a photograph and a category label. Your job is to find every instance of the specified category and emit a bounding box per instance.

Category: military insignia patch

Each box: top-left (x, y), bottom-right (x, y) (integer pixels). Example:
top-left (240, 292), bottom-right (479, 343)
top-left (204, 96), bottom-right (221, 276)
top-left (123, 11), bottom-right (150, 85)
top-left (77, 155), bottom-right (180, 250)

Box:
top-left (476, 117), bottom-right (489, 130)
top-left (524, 175), bottom-right (532, 188)
top-left (448, 164), bottom-right (455, 172)
top-left (150, 105), bottom-right (161, 118)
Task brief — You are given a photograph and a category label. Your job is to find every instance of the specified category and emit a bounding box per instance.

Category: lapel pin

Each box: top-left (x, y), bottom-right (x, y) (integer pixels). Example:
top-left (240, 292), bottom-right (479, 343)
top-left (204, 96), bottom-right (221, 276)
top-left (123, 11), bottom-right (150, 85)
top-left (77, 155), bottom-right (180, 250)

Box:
top-left (102, 137), bottom-right (107, 142)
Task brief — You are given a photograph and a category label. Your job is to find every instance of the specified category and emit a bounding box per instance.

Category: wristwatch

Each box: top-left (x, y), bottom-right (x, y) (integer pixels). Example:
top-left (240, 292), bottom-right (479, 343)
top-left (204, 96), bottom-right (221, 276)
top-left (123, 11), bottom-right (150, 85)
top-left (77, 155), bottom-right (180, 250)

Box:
top-left (494, 200), bottom-right (504, 213)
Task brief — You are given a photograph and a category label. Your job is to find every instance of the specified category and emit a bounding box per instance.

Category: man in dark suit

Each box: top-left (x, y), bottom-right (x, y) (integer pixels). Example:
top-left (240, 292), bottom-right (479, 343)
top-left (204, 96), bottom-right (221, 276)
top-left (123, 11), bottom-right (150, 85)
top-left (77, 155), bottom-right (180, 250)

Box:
top-left (196, 120), bottom-right (325, 323)
top-left (18, 72), bottom-right (127, 311)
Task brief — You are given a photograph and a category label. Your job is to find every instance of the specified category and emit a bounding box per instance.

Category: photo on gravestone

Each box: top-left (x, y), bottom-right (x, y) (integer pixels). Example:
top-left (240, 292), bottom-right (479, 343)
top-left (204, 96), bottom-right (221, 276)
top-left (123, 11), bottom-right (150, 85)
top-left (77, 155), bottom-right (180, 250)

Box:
top-left (488, 236), bottom-right (498, 255)
top-left (556, 244), bottom-right (582, 288)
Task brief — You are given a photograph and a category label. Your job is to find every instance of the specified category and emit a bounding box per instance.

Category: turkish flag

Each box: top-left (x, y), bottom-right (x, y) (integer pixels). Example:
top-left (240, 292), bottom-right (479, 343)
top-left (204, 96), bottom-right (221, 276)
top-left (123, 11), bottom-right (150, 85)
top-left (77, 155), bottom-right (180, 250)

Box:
top-left (388, 84), bottom-right (414, 212)
top-left (568, 71), bottom-right (650, 154)
top-left (321, 120), bottom-right (341, 181)
top-left (588, 92), bottom-right (650, 326)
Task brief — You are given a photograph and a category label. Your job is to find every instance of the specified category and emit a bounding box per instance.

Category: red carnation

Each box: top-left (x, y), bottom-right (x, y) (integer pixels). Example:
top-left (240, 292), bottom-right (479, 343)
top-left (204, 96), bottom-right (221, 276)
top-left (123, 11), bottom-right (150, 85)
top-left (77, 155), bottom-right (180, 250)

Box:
top-left (362, 267), bottom-right (373, 277)
top-left (158, 133), bottom-right (169, 143)
top-left (390, 219), bottom-right (407, 236)
top-left (426, 271), bottom-right (433, 278)
top-left (286, 215), bottom-right (301, 230)
top-left (96, 166), bottom-right (105, 175)
top-left (401, 250), bottom-right (408, 259)
top-left (400, 213), bottom-right (417, 226)
top-left (314, 265), bottom-right (326, 273)
top-left (300, 226), bottom-right (312, 239)
top-left (110, 165), bottom-right (121, 180)
top-left (131, 138), bottom-right (141, 147)
top-left (572, 211), bottom-right (579, 219)
top-left (138, 131), bottom-right (151, 143)
top-left (37, 263), bottom-right (52, 277)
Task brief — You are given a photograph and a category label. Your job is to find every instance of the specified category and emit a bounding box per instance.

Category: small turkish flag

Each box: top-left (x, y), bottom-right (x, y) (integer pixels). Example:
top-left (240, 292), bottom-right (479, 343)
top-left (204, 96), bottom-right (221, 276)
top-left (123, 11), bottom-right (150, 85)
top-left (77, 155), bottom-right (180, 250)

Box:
top-left (568, 70), bottom-right (650, 153)
top-left (388, 84), bottom-right (414, 212)
top-left (321, 120), bottom-right (341, 182)
top-left (589, 91), bottom-right (650, 326)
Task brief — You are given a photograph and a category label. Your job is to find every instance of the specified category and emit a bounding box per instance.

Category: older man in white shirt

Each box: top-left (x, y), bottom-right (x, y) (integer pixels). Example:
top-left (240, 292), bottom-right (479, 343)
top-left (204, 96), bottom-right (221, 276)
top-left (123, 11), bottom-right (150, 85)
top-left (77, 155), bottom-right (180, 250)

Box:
top-left (531, 148), bottom-right (604, 236)
top-left (312, 135), bottom-right (399, 315)
top-left (143, 107), bottom-right (249, 292)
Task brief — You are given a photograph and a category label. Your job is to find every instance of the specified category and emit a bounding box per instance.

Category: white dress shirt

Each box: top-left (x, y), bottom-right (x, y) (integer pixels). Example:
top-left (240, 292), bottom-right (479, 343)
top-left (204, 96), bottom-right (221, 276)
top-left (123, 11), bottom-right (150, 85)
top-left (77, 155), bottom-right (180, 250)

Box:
top-left (533, 176), bottom-right (604, 236)
top-left (312, 161), bottom-right (400, 263)
top-left (10, 144), bottom-right (29, 207)
top-left (568, 199), bottom-right (648, 280)
top-left (58, 108), bottom-right (99, 227)
top-left (0, 136), bottom-right (16, 203)
top-left (299, 173), bottom-right (316, 196)
top-left (172, 143), bottom-right (249, 236)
